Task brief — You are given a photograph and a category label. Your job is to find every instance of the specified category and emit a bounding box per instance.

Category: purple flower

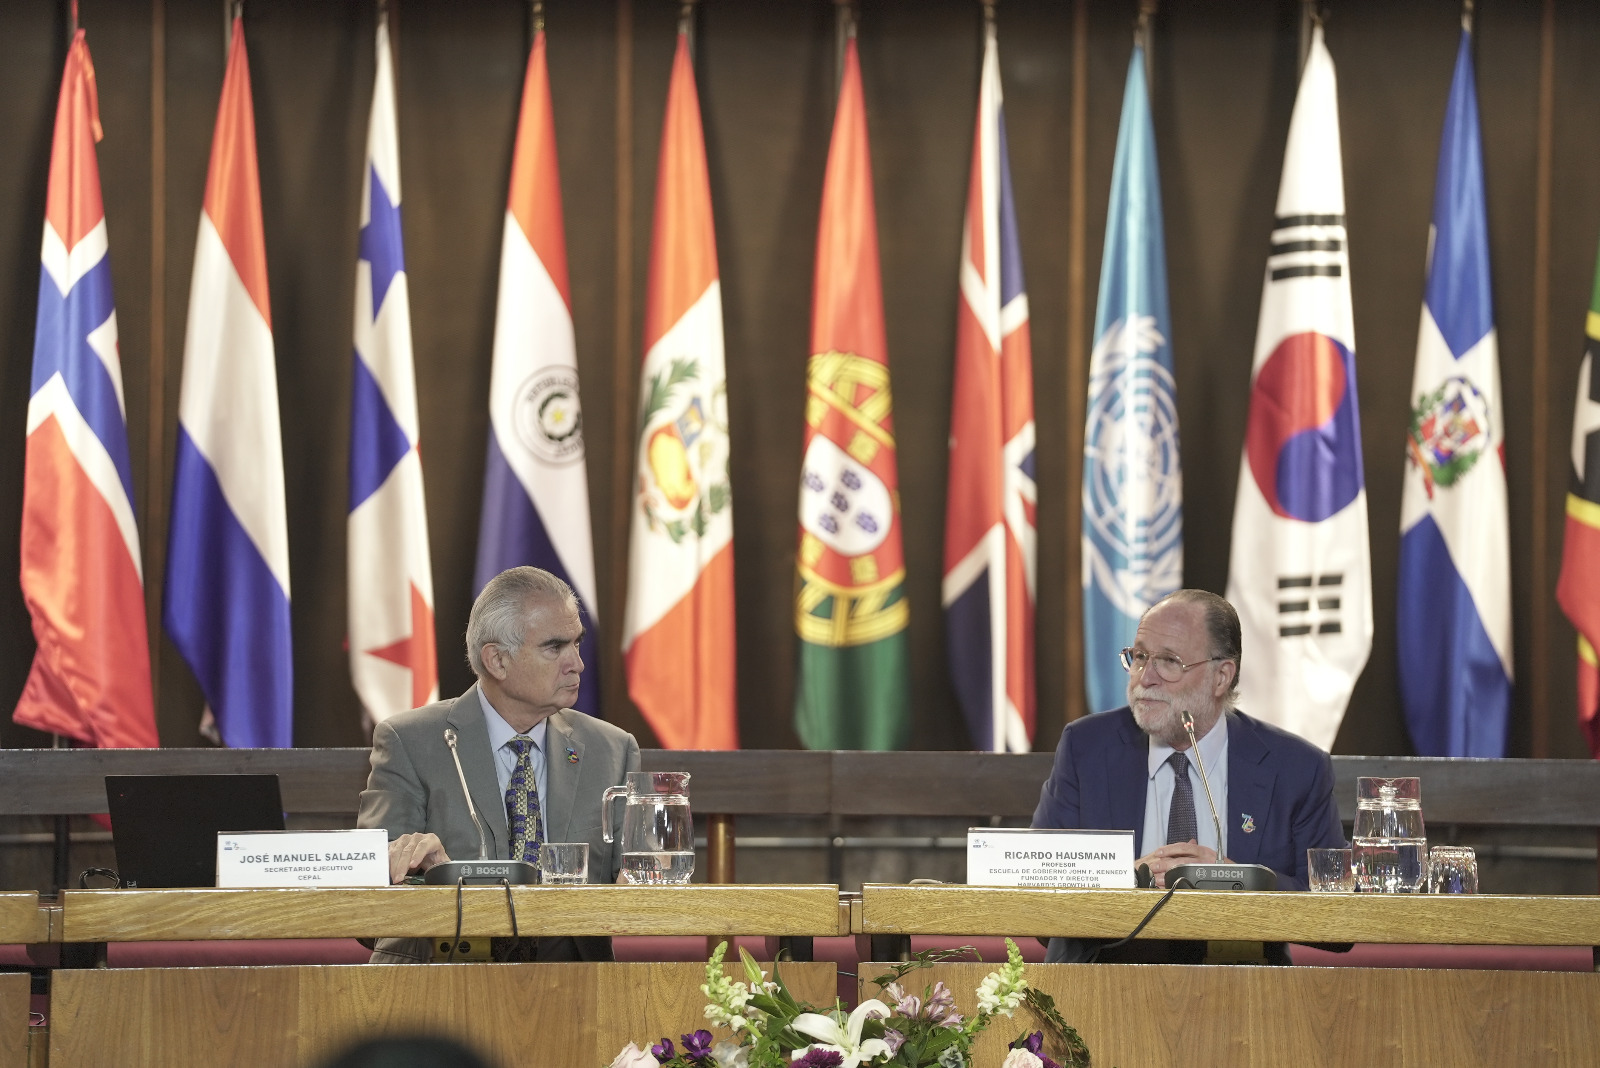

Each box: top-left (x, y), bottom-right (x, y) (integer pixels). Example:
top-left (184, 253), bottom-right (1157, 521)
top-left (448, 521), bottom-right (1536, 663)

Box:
top-left (1011, 1032), bottom-right (1043, 1054)
top-left (882, 1029), bottom-right (906, 1056)
top-left (792, 1051), bottom-right (845, 1068)
top-left (650, 1037), bottom-right (675, 1061)
top-left (926, 982), bottom-right (958, 1024)
top-left (680, 1031), bottom-right (714, 1062)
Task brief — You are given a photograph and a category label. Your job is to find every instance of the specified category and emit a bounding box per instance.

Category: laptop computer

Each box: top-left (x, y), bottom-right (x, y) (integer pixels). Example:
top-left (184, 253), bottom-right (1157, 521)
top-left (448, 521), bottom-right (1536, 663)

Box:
top-left (105, 774), bottom-right (285, 888)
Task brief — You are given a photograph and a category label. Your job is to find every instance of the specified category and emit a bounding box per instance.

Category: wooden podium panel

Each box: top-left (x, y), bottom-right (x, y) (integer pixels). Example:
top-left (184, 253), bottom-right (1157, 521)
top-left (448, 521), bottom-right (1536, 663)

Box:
top-left (861, 884), bottom-right (1600, 945)
top-left (862, 962), bottom-right (1600, 1067)
top-left (50, 961), bottom-right (836, 1068)
top-left (0, 894), bottom-right (46, 946)
top-left (0, 973), bottom-right (28, 1068)
top-left (60, 884), bottom-right (845, 941)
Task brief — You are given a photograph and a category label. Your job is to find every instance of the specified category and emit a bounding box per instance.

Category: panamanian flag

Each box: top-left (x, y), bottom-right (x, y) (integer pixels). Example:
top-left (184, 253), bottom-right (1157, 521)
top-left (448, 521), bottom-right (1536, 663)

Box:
top-left (474, 25), bottom-right (600, 716)
top-left (164, 17), bottom-right (293, 748)
top-left (1397, 23), bottom-right (1512, 758)
top-left (349, 16), bottom-right (437, 725)
top-left (1226, 25), bottom-right (1371, 752)
top-left (1081, 42), bottom-right (1181, 715)
top-left (15, 26), bottom-right (158, 749)
top-left (943, 21), bottom-right (1036, 753)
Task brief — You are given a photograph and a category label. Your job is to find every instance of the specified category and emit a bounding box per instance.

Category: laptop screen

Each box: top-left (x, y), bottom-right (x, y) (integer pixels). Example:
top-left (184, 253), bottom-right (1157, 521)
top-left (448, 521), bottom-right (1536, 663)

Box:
top-left (105, 774), bottom-right (285, 888)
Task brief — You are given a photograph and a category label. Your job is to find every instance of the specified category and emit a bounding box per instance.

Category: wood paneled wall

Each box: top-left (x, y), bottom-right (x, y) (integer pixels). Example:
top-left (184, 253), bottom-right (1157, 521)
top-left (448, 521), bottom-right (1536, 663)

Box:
top-left (0, 0), bottom-right (1596, 758)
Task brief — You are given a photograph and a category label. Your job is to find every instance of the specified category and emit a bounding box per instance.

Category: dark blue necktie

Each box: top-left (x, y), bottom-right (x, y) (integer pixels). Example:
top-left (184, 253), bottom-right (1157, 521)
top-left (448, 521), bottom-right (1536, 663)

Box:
top-left (1166, 750), bottom-right (1198, 845)
top-left (505, 736), bottom-right (544, 863)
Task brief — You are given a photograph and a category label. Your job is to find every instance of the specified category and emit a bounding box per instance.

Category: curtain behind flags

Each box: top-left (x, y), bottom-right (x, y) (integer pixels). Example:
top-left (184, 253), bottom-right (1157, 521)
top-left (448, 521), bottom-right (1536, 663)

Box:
top-left (943, 21), bottom-right (1036, 754)
top-left (1397, 23), bottom-right (1512, 758)
top-left (164, 17), bottom-right (293, 748)
top-left (15, 27), bottom-right (158, 748)
top-left (621, 29), bottom-right (738, 749)
top-left (1225, 25), bottom-right (1371, 751)
top-left (1556, 244), bottom-right (1600, 758)
top-left (794, 36), bottom-right (909, 751)
top-left (349, 17), bottom-right (437, 726)
top-left (1081, 42), bottom-right (1180, 715)
top-left (475, 25), bottom-right (600, 716)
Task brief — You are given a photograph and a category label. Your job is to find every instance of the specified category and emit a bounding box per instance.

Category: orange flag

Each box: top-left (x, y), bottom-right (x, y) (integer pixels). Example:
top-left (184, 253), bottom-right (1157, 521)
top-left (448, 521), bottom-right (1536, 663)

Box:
top-left (621, 31), bottom-right (738, 749)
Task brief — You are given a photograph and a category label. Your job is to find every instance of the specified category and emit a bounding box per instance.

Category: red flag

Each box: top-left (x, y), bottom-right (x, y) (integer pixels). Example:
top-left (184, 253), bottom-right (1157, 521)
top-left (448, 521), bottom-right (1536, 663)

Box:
top-left (15, 28), bottom-right (158, 748)
top-left (621, 31), bottom-right (738, 749)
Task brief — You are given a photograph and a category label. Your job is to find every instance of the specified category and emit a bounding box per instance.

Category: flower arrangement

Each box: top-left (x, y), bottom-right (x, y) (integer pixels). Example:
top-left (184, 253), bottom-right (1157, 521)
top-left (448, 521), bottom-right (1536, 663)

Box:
top-left (608, 940), bottom-right (1090, 1068)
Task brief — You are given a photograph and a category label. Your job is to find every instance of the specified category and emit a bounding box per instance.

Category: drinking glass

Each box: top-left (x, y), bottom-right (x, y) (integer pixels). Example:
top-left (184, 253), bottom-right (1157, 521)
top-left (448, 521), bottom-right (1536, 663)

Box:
top-left (1426, 845), bottom-right (1478, 894)
top-left (1352, 777), bottom-right (1427, 893)
top-left (1306, 847), bottom-right (1355, 892)
top-left (538, 842), bottom-right (589, 885)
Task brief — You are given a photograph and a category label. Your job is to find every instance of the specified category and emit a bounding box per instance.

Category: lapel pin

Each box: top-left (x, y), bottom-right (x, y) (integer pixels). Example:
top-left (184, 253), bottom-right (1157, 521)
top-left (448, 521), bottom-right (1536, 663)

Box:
top-left (566, 747), bottom-right (579, 764)
top-left (1240, 813), bottom-right (1256, 834)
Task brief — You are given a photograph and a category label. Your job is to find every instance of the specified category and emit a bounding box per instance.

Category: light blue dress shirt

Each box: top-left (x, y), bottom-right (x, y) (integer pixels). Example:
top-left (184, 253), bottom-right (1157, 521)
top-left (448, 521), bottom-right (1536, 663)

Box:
top-left (1140, 711), bottom-right (1230, 860)
top-left (479, 690), bottom-right (549, 844)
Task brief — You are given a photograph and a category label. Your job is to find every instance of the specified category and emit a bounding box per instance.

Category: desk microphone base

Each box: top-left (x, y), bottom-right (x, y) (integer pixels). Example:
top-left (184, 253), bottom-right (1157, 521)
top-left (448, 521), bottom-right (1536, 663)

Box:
top-left (424, 860), bottom-right (540, 885)
top-left (1167, 863), bottom-right (1277, 891)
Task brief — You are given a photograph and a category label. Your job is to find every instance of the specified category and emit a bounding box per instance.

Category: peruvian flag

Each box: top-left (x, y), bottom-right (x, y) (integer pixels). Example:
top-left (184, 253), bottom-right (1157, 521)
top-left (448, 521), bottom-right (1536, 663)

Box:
top-left (15, 25), bottom-right (158, 748)
top-left (349, 15), bottom-right (437, 724)
top-left (943, 22), bottom-right (1036, 754)
top-left (164, 17), bottom-right (293, 748)
top-left (620, 30), bottom-right (738, 749)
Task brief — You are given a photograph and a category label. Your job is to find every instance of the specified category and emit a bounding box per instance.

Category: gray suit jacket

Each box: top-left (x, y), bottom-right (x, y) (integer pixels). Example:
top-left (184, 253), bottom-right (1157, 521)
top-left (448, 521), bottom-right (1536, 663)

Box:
top-left (356, 684), bottom-right (641, 962)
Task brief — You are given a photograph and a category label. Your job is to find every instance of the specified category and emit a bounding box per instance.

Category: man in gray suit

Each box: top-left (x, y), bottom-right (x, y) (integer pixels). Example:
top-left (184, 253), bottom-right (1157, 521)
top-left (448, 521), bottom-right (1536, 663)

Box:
top-left (357, 566), bottom-right (640, 963)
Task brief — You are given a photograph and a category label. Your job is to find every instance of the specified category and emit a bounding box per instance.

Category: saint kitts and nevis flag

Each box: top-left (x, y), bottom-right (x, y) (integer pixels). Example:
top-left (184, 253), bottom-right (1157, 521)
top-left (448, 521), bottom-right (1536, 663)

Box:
top-left (475, 23), bottom-right (601, 716)
top-left (164, 17), bottom-right (294, 748)
top-left (943, 21), bottom-right (1036, 754)
top-left (349, 16), bottom-right (437, 726)
top-left (793, 36), bottom-right (910, 751)
top-left (1081, 39), bottom-right (1181, 715)
top-left (14, 25), bottom-right (159, 748)
top-left (1226, 25), bottom-right (1371, 752)
top-left (1397, 21), bottom-right (1513, 758)
top-left (621, 28), bottom-right (738, 749)
top-left (1556, 247), bottom-right (1600, 758)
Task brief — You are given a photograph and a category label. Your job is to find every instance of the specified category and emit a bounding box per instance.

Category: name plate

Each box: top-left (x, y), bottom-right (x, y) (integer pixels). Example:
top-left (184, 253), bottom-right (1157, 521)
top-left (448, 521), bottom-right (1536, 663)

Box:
top-left (216, 829), bottom-right (389, 887)
top-left (967, 828), bottom-right (1136, 889)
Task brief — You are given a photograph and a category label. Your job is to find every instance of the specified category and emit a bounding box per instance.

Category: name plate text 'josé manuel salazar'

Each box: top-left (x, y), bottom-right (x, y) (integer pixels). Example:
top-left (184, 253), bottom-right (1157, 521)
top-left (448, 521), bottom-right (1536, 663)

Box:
top-left (216, 828), bottom-right (390, 887)
top-left (967, 828), bottom-right (1136, 888)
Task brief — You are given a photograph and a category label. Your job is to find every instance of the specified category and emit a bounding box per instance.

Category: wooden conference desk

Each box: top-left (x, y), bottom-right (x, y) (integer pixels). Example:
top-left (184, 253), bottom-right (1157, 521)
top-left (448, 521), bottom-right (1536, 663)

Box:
top-left (46, 885), bottom-right (843, 1068)
top-left (858, 884), bottom-right (1600, 1067)
top-left (0, 894), bottom-right (42, 1068)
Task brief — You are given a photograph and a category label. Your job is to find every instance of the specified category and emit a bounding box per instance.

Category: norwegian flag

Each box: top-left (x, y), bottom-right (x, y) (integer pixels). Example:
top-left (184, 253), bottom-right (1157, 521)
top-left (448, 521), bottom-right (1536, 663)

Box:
top-left (15, 26), bottom-right (158, 748)
top-left (943, 24), bottom-right (1036, 753)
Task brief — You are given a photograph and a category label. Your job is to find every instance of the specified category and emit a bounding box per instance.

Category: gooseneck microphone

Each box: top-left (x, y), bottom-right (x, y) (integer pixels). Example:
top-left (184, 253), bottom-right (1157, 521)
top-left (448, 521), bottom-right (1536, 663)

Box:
top-left (1180, 711), bottom-right (1227, 862)
top-left (445, 728), bottom-right (490, 860)
top-left (1165, 710), bottom-right (1278, 892)
top-left (422, 727), bottom-right (540, 886)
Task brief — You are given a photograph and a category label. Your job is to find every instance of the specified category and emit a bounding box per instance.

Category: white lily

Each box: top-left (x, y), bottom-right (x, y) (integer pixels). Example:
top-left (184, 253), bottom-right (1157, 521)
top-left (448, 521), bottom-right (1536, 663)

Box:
top-left (791, 998), bottom-right (893, 1068)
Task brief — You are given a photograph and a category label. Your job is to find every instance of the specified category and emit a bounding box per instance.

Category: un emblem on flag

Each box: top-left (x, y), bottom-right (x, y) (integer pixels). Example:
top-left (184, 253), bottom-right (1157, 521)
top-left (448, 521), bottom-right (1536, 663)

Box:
top-left (514, 367), bottom-right (585, 464)
top-left (1082, 317), bottom-right (1183, 615)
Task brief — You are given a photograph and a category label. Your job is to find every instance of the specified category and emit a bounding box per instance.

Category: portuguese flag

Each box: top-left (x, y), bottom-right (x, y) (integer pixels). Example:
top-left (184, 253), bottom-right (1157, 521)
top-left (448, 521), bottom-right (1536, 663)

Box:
top-left (793, 36), bottom-right (909, 751)
top-left (1557, 244), bottom-right (1600, 758)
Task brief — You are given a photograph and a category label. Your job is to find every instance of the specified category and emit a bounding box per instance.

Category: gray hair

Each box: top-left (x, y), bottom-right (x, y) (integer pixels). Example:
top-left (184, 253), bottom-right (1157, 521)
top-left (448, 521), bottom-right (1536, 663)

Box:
top-left (466, 567), bottom-right (577, 677)
top-left (1144, 588), bottom-right (1242, 706)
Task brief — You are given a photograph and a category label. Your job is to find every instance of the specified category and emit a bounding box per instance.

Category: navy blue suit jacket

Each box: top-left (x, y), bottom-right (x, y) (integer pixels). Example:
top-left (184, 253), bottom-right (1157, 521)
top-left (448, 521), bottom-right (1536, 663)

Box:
top-left (1032, 707), bottom-right (1345, 891)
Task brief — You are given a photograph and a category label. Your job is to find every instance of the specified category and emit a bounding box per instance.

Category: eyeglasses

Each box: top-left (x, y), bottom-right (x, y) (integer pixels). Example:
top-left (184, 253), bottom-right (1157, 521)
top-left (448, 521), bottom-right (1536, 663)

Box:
top-left (1119, 648), bottom-right (1224, 683)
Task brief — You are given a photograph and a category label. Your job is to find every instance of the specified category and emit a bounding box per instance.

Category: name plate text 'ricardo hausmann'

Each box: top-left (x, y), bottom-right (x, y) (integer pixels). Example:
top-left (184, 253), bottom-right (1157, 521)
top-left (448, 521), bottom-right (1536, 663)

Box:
top-left (967, 828), bottom-right (1135, 889)
top-left (216, 828), bottom-right (390, 887)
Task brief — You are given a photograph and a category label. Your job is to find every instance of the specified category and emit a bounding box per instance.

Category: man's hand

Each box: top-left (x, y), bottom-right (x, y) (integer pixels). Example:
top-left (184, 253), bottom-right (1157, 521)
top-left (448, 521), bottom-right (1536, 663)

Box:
top-left (388, 833), bottom-right (449, 884)
top-left (1137, 840), bottom-right (1218, 889)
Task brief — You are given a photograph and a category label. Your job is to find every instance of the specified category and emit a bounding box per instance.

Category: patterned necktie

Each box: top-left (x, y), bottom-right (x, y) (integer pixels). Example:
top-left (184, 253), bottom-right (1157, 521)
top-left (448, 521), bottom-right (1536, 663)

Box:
top-left (1166, 750), bottom-right (1198, 845)
top-left (505, 735), bottom-right (544, 864)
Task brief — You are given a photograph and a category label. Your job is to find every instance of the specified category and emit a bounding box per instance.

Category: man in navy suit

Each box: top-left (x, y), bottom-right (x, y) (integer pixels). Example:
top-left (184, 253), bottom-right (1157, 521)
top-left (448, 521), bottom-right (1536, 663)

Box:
top-left (1033, 588), bottom-right (1346, 962)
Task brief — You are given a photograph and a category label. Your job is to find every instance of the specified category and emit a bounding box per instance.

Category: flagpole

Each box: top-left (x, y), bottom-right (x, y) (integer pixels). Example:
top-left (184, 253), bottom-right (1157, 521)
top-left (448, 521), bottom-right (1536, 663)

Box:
top-left (834, 0), bottom-right (854, 104)
top-left (1137, 0), bottom-right (1156, 92)
top-left (1462, 0), bottom-right (1473, 34)
top-left (679, 0), bottom-right (696, 61)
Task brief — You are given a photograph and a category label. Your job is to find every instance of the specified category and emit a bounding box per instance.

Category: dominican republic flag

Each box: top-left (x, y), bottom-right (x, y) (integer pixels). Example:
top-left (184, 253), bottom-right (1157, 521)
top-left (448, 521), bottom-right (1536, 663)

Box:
top-left (793, 36), bottom-right (909, 751)
top-left (1397, 24), bottom-right (1512, 758)
top-left (1082, 42), bottom-right (1181, 715)
top-left (350, 17), bottom-right (437, 725)
top-left (475, 25), bottom-right (598, 717)
top-left (164, 17), bottom-right (293, 749)
top-left (15, 27), bottom-right (158, 748)
top-left (943, 22), bottom-right (1035, 754)
top-left (621, 29), bottom-right (738, 748)
top-left (1225, 26), bottom-right (1370, 752)
top-left (1555, 242), bottom-right (1600, 757)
